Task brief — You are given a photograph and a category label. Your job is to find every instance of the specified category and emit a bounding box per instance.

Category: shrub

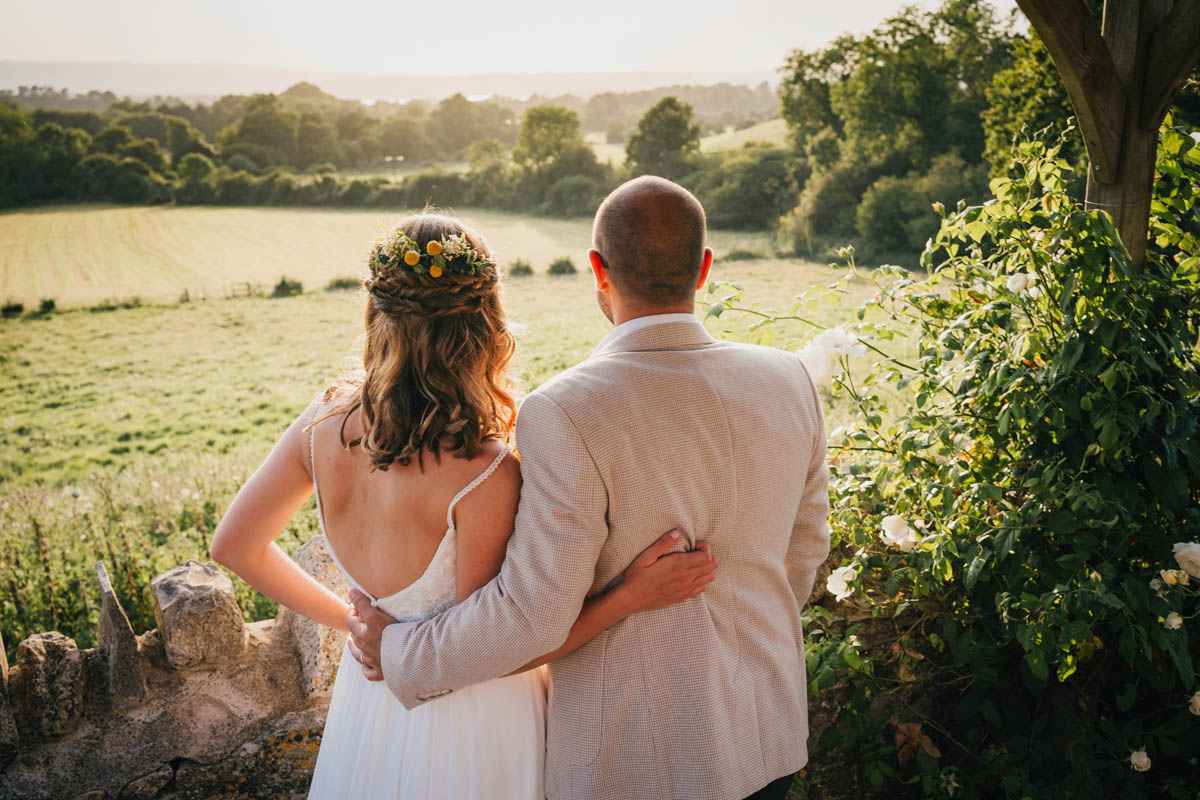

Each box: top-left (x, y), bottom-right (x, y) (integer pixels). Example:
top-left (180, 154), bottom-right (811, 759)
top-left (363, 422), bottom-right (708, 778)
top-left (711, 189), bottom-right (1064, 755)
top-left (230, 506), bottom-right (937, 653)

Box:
top-left (325, 276), bottom-right (361, 291)
top-left (306, 162), bottom-right (336, 175)
top-left (508, 259), bottom-right (534, 277)
top-left (224, 153), bottom-right (258, 174)
top-left (547, 257), bottom-right (577, 276)
top-left (855, 152), bottom-right (989, 265)
top-left (38, 298), bottom-right (55, 314)
top-left (710, 126), bottom-right (1200, 796)
top-left (721, 248), bottom-right (764, 261)
top-left (2, 301), bottom-right (24, 318)
top-left (542, 174), bottom-right (602, 217)
top-left (271, 276), bottom-right (304, 297)
top-left (217, 171), bottom-right (255, 205)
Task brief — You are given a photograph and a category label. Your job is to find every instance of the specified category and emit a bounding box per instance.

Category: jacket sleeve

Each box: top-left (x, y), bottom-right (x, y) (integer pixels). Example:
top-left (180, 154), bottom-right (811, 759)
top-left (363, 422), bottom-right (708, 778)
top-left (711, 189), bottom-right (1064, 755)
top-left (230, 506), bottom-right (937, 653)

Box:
top-left (380, 390), bottom-right (609, 709)
top-left (787, 354), bottom-right (831, 605)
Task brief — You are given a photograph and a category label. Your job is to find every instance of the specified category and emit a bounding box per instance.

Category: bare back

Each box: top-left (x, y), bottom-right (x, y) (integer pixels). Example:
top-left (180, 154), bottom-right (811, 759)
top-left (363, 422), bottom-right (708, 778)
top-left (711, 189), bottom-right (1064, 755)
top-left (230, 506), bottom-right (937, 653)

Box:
top-left (307, 401), bottom-right (520, 605)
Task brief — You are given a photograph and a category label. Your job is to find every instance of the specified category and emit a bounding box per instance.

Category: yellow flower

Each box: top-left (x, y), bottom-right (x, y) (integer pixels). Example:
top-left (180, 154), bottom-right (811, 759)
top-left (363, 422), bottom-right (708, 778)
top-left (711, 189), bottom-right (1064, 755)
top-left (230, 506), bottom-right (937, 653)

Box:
top-left (430, 265), bottom-right (443, 278)
top-left (404, 251), bottom-right (420, 266)
top-left (426, 240), bottom-right (443, 256)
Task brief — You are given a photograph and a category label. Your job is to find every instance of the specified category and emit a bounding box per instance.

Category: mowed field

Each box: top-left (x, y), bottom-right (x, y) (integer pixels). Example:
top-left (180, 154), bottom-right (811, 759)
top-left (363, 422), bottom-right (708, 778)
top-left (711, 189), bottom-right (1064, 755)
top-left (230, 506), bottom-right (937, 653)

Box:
top-left (0, 204), bottom-right (777, 309)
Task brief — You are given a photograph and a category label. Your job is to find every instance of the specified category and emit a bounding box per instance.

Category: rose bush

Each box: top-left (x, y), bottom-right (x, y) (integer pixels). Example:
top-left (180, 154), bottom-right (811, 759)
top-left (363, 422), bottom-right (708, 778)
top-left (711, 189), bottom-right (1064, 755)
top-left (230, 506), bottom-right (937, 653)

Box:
top-left (707, 123), bottom-right (1200, 796)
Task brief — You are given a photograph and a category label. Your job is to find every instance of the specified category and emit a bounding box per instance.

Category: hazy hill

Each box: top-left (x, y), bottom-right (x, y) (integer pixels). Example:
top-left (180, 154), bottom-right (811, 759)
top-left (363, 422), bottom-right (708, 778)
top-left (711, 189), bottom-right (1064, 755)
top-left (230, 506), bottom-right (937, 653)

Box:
top-left (0, 61), bottom-right (776, 103)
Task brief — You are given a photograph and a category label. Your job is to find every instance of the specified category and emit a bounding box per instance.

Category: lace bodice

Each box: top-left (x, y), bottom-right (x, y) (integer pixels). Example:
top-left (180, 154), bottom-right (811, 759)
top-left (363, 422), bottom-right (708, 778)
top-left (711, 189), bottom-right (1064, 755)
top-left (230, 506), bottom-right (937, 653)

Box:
top-left (309, 431), bottom-right (510, 623)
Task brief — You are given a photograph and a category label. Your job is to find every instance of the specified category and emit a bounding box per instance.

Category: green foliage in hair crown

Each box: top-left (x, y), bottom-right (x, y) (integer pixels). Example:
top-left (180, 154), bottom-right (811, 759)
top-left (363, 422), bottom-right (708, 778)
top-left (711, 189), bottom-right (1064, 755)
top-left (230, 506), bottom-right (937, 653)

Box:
top-left (368, 226), bottom-right (491, 279)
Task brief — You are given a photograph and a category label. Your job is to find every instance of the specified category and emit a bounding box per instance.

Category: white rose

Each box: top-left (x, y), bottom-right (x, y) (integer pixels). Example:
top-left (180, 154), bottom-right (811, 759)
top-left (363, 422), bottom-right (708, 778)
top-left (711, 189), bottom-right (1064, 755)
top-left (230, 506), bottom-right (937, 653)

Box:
top-left (811, 326), bottom-right (867, 357)
top-left (1129, 749), bottom-right (1151, 772)
top-left (1164, 611), bottom-right (1183, 630)
top-left (1189, 691), bottom-right (1200, 717)
top-left (826, 565), bottom-right (857, 602)
top-left (880, 515), bottom-right (919, 552)
top-left (1005, 273), bottom-right (1028, 293)
top-left (1173, 542), bottom-right (1200, 580)
top-left (798, 342), bottom-right (837, 384)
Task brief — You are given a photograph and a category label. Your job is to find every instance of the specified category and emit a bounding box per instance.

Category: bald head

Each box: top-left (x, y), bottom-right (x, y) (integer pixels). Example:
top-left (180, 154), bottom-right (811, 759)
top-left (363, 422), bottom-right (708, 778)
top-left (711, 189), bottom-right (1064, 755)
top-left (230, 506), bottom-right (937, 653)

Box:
top-left (592, 176), bottom-right (708, 307)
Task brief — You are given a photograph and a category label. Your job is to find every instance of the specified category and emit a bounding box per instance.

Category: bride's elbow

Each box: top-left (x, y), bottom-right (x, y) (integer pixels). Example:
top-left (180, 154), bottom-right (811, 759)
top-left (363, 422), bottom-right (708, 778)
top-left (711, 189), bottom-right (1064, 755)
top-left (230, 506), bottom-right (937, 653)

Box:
top-left (209, 531), bottom-right (240, 569)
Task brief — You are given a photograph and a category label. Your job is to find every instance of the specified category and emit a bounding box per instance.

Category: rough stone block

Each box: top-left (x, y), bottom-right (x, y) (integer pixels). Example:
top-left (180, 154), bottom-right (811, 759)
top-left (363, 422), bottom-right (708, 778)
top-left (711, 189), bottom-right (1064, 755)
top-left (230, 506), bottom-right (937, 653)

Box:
top-left (0, 629), bottom-right (17, 769)
top-left (95, 562), bottom-right (147, 705)
top-left (8, 632), bottom-right (86, 740)
top-left (275, 536), bottom-right (348, 698)
top-left (150, 560), bottom-right (244, 670)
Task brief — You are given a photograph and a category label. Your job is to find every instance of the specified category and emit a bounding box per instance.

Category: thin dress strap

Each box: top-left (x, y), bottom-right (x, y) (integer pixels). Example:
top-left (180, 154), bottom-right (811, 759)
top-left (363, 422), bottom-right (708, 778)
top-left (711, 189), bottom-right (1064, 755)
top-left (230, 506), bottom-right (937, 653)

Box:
top-left (446, 443), bottom-right (510, 531)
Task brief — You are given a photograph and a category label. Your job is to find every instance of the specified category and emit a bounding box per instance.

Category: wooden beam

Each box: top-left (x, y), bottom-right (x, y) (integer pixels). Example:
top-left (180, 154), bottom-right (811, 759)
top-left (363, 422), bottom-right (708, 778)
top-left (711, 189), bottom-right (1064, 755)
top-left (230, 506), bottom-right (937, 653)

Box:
top-left (1142, 1), bottom-right (1200, 128)
top-left (1016, 0), bottom-right (1125, 182)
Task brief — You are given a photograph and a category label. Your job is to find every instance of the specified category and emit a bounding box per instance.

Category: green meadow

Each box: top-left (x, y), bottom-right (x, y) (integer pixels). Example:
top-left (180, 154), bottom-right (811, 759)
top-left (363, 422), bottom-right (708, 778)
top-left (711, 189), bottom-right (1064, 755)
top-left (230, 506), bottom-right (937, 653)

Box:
top-left (0, 203), bottom-right (882, 658)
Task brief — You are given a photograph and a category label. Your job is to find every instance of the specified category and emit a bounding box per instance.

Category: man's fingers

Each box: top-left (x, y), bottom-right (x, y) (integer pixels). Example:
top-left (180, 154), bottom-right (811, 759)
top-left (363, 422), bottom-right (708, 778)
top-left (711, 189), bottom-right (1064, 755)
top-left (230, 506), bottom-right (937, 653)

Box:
top-left (694, 540), bottom-right (713, 560)
top-left (349, 589), bottom-right (375, 619)
top-left (635, 529), bottom-right (684, 567)
top-left (347, 635), bottom-right (365, 665)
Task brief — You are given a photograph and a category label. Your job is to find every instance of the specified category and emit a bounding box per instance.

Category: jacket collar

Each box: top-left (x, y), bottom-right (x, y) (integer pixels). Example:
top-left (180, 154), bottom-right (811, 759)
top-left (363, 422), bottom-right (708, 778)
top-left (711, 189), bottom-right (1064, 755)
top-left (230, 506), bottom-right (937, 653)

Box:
top-left (590, 317), bottom-right (717, 358)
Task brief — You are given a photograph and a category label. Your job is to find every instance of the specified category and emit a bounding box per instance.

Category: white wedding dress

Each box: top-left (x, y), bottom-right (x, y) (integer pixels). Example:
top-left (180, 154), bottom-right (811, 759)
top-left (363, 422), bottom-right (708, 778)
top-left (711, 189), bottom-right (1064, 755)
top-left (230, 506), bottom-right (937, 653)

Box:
top-left (307, 437), bottom-right (548, 799)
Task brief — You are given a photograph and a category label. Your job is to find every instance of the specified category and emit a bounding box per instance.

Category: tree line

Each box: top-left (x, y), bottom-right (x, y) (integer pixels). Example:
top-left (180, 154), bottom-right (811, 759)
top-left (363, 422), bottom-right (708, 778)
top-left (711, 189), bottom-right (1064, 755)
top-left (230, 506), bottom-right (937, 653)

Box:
top-left (4, 0), bottom-right (1197, 265)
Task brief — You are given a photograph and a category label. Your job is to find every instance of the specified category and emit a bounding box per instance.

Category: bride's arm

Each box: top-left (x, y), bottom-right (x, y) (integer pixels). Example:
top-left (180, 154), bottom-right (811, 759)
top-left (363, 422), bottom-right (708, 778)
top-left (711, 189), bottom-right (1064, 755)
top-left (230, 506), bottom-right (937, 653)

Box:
top-left (210, 403), bottom-right (351, 632)
top-left (452, 473), bottom-right (717, 675)
top-left (509, 533), bottom-right (716, 674)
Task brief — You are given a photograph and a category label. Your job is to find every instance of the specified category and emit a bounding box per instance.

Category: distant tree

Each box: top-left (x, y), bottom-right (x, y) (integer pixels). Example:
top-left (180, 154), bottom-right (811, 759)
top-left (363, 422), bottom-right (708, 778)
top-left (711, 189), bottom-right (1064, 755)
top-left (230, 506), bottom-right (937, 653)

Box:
top-left (430, 93), bottom-right (481, 156)
top-left (604, 117), bottom-right (628, 144)
top-left (33, 123), bottom-right (90, 198)
top-left (90, 126), bottom-right (134, 155)
top-left (335, 109), bottom-right (377, 141)
top-left (31, 110), bottom-right (102, 136)
top-left (178, 152), bottom-right (216, 184)
top-left (0, 104), bottom-right (39, 206)
top-left (777, 39), bottom-right (855, 150)
top-left (165, 117), bottom-right (213, 165)
top-left (233, 94), bottom-right (299, 165)
top-left (467, 139), bottom-right (509, 172)
top-left (379, 114), bottom-right (431, 162)
top-left (625, 97), bottom-right (700, 179)
top-left (296, 112), bottom-right (339, 169)
top-left (118, 138), bottom-right (168, 174)
top-left (513, 106), bottom-right (583, 171)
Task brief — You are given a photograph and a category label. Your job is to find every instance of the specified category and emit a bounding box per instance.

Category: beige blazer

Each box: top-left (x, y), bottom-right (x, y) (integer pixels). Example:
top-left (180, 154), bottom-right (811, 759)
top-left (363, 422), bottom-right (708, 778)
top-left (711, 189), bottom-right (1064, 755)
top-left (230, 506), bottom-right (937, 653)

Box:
top-left (381, 319), bottom-right (830, 800)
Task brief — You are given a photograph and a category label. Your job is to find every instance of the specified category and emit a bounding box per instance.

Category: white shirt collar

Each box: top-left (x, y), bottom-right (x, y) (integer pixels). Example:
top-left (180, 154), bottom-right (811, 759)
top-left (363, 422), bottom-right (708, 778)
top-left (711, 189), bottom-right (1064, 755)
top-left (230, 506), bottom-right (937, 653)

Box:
top-left (592, 312), bottom-right (700, 356)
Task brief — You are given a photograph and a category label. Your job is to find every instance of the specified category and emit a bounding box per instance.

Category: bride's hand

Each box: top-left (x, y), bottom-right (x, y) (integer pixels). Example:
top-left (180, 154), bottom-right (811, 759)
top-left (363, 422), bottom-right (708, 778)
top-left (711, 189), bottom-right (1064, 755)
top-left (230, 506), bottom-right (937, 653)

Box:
top-left (616, 530), bottom-right (717, 613)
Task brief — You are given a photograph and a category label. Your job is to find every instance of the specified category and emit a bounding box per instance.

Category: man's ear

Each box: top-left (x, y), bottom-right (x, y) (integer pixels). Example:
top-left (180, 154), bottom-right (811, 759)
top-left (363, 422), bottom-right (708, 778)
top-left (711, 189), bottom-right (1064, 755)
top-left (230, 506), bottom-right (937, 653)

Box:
top-left (588, 249), bottom-right (610, 290)
top-left (695, 247), bottom-right (714, 290)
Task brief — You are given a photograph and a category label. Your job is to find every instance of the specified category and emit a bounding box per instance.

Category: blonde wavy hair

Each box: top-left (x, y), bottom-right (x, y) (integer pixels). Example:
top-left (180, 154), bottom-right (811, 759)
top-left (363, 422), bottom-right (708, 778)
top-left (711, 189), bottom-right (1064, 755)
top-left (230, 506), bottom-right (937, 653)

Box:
top-left (311, 212), bottom-right (516, 469)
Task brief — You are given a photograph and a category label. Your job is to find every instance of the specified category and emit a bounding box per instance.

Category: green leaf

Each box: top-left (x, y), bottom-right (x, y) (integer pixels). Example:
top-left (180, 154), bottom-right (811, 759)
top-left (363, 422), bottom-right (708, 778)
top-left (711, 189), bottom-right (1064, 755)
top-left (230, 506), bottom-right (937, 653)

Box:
top-left (1116, 684), bottom-right (1136, 712)
top-left (706, 303), bottom-right (725, 318)
top-left (965, 554), bottom-right (988, 590)
top-left (1024, 649), bottom-right (1049, 683)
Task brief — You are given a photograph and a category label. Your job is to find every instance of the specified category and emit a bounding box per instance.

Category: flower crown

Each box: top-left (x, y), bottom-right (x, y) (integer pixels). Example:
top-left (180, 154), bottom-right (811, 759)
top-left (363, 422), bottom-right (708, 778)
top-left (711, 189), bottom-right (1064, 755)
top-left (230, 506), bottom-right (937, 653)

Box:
top-left (368, 227), bottom-right (491, 279)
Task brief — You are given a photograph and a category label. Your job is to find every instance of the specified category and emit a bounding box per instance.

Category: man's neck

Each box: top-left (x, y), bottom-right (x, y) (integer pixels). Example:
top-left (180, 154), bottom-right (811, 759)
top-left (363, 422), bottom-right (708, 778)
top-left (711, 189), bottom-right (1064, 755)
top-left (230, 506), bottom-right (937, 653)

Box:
top-left (611, 305), bottom-right (695, 327)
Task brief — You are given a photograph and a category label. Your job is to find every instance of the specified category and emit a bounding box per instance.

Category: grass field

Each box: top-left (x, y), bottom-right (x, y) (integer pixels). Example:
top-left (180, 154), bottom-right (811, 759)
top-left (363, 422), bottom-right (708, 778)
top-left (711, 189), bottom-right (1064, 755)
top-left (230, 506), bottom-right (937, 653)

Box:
top-left (0, 202), bottom-right (887, 658)
top-left (0, 205), bottom-right (775, 310)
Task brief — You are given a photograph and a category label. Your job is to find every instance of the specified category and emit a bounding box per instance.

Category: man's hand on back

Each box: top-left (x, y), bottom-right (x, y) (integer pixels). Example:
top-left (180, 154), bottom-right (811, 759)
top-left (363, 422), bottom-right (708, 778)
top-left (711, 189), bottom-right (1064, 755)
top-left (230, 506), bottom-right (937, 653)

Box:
top-left (347, 589), bottom-right (393, 682)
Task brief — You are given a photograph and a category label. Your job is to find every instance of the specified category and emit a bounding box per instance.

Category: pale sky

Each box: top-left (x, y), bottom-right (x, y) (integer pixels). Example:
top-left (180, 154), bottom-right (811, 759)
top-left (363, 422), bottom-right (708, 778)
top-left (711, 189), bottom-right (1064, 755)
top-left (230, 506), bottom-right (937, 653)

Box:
top-left (0, 0), bottom-right (1019, 76)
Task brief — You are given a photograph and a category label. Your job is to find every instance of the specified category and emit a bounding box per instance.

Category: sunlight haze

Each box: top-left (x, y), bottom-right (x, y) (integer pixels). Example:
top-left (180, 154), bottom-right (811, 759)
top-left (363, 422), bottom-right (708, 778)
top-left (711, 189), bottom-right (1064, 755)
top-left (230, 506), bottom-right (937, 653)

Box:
top-left (1, 0), bottom-right (1019, 76)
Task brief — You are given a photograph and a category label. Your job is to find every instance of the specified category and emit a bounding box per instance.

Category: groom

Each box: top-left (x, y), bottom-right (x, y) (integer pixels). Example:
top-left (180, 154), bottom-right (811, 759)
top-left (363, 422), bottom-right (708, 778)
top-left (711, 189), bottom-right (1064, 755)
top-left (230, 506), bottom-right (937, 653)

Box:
top-left (349, 176), bottom-right (830, 800)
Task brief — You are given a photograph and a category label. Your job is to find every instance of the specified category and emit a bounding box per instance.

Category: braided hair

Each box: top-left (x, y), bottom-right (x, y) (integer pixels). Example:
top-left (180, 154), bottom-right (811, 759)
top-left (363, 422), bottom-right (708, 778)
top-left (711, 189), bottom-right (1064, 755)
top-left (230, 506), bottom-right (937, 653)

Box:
top-left (313, 213), bottom-right (516, 470)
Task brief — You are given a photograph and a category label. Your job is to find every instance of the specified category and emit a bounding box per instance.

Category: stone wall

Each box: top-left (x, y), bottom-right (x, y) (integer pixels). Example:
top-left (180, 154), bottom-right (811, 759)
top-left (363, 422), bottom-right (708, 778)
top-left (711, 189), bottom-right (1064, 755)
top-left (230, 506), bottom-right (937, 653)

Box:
top-left (0, 537), bottom-right (347, 800)
top-left (0, 539), bottom-right (846, 799)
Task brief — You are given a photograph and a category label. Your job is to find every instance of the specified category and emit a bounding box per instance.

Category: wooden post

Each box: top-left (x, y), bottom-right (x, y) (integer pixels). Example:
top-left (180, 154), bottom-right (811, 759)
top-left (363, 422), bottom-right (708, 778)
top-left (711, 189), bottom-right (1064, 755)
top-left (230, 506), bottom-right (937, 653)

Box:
top-left (1015, 0), bottom-right (1200, 270)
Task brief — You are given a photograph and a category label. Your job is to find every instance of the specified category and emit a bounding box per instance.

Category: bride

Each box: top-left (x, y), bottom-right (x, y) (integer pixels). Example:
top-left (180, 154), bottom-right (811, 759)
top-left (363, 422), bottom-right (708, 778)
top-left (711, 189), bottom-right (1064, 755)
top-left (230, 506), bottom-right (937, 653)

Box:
top-left (209, 212), bottom-right (717, 798)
